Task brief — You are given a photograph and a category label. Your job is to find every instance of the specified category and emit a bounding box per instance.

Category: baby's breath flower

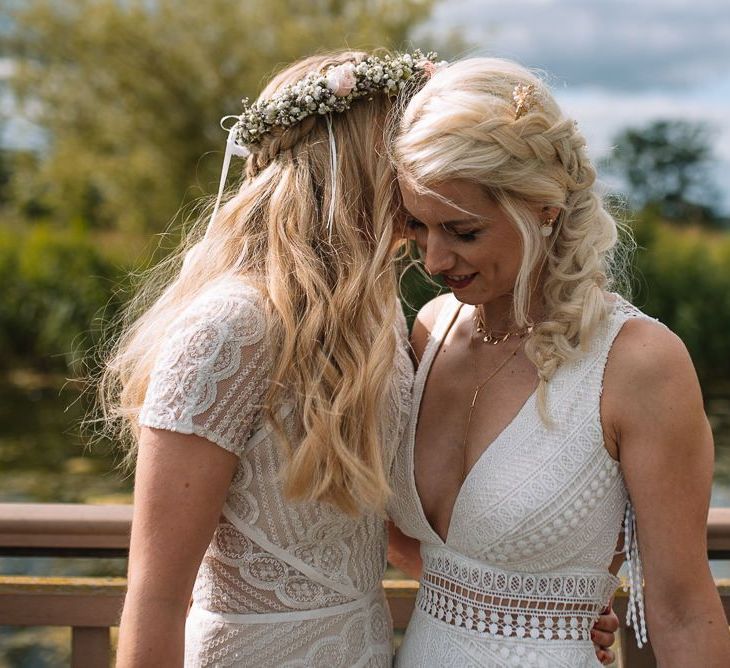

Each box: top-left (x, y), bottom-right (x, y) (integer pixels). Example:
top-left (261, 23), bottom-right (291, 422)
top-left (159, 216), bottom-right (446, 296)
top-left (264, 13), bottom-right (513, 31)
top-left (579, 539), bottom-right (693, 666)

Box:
top-left (231, 50), bottom-right (439, 148)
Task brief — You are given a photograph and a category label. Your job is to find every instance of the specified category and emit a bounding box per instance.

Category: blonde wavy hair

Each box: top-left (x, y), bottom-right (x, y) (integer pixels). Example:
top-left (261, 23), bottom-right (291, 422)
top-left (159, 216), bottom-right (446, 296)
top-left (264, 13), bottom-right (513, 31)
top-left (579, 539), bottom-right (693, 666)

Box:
top-left (392, 57), bottom-right (630, 418)
top-left (101, 51), bottom-right (407, 515)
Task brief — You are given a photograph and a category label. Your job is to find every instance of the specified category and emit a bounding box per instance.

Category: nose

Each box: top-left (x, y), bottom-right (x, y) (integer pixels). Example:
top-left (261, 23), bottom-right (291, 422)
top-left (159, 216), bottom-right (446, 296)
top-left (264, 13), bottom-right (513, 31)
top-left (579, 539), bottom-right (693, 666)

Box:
top-left (422, 235), bottom-right (455, 276)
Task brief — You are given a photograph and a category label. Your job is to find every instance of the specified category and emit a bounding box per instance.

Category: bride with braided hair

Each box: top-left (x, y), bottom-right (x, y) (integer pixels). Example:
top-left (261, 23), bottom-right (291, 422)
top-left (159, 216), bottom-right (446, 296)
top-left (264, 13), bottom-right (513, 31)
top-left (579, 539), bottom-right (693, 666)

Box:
top-left (387, 57), bottom-right (730, 666)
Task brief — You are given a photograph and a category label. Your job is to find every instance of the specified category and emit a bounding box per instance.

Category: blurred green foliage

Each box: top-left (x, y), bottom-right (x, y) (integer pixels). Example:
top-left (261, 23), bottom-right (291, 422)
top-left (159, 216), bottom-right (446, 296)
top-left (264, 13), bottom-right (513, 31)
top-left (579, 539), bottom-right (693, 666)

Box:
top-left (0, 224), bottom-right (129, 373)
top-left (631, 211), bottom-right (730, 382)
top-left (0, 0), bottom-right (728, 389)
top-left (0, 0), bottom-right (437, 376)
top-left (3, 0), bottom-right (434, 232)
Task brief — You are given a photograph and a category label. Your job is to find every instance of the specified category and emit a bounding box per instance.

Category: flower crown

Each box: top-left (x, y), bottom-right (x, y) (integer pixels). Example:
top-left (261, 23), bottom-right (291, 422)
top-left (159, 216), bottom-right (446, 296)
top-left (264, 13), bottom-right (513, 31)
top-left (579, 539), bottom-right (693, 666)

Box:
top-left (230, 50), bottom-right (445, 149)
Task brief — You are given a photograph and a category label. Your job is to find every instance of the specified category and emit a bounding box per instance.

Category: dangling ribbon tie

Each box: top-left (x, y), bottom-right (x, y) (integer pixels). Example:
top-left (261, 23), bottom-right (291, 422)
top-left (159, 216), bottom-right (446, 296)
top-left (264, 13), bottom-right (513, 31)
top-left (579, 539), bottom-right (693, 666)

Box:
top-left (204, 117), bottom-right (251, 240)
top-left (325, 113), bottom-right (337, 243)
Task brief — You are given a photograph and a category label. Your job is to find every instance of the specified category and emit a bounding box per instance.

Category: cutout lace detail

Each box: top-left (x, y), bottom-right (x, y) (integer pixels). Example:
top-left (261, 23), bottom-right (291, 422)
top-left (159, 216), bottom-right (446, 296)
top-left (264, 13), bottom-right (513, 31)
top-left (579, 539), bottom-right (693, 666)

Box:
top-left (418, 548), bottom-right (619, 641)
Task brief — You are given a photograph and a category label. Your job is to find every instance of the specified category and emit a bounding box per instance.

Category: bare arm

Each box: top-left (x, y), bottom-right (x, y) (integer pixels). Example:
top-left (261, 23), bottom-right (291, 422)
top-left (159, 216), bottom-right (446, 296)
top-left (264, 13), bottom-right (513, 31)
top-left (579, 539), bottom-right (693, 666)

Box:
top-left (116, 427), bottom-right (239, 668)
top-left (604, 319), bottom-right (730, 666)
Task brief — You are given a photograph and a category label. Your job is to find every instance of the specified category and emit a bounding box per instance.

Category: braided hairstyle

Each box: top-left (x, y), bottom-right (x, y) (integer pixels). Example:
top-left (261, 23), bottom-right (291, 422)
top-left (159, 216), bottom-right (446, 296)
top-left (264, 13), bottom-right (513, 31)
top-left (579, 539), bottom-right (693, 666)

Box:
top-left (393, 58), bottom-right (626, 418)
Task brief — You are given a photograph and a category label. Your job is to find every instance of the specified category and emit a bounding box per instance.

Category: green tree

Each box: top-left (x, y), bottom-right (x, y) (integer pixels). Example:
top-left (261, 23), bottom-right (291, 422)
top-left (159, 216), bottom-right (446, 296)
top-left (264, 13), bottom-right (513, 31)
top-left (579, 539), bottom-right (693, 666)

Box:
top-left (607, 119), bottom-right (720, 225)
top-left (3, 0), bottom-right (435, 233)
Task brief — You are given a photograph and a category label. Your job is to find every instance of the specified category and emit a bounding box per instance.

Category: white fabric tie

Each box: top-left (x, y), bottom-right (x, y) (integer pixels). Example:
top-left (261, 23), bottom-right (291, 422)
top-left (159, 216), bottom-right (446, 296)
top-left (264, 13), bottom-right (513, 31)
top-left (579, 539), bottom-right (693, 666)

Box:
top-left (325, 114), bottom-right (337, 242)
top-left (205, 122), bottom-right (251, 240)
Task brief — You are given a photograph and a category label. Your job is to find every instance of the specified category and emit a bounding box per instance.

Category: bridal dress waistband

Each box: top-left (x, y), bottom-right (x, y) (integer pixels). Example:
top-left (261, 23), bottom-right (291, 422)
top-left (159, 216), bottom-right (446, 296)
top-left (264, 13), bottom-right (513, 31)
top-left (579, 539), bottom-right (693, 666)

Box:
top-left (418, 547), bottom-right (619, 642)
top-left (189, 587), bottom-right (382, 625)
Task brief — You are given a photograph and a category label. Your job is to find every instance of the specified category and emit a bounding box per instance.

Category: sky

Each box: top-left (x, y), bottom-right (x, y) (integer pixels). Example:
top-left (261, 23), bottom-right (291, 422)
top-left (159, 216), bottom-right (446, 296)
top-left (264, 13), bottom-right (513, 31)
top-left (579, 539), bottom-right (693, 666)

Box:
top-left (418, 0), bottom-right (730, 211)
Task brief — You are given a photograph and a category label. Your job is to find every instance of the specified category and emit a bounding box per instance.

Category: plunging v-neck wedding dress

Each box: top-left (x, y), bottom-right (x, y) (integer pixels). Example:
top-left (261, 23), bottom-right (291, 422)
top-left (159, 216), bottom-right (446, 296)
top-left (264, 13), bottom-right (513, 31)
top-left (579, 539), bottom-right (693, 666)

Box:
top-left (388, 295), bottom-right (648, 667)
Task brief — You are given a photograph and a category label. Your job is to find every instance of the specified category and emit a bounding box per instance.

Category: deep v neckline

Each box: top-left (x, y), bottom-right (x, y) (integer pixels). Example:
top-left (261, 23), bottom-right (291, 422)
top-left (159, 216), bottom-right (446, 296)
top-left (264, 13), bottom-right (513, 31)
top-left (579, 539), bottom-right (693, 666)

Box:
top-left (409, 297), bottom-right (538, 546)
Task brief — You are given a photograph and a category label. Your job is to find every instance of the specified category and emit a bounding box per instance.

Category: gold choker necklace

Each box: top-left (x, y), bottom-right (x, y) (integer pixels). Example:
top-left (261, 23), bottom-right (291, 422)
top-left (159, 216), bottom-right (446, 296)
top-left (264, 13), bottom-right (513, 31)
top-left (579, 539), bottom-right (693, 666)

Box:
top-left (473, 308), bottom-right (533, 345)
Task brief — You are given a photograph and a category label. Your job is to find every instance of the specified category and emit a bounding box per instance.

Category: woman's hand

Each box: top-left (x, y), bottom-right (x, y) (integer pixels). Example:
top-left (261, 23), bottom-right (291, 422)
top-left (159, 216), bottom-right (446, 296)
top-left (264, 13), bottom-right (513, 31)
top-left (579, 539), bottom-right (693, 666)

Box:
top-left (592, 602), bottom-right (619, 665)
top-left (116, 427), bottom-right (238, 668)
top-left (387, 521), bottom-right (423, 580)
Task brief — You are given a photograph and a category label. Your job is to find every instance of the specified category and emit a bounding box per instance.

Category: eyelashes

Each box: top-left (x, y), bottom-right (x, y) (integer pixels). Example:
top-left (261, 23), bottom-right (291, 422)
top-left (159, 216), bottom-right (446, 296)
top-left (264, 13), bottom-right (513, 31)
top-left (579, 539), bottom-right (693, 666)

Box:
top-left (405, 218), bottom-right (484, 243)
top-left (405, 218), bottom-right (481, 243)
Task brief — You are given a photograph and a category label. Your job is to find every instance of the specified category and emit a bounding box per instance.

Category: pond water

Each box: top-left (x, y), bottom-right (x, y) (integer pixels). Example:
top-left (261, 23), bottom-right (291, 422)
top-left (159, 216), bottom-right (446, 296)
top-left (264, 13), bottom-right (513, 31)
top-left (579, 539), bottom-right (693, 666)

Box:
top-left (0, 372), bottom-right (132, 506)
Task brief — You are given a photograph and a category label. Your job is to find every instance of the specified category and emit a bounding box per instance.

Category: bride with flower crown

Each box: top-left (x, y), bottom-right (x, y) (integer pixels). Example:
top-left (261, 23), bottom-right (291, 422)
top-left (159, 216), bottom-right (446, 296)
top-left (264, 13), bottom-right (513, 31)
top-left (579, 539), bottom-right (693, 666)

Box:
top-left (106, 50), bottom-right (620, 667)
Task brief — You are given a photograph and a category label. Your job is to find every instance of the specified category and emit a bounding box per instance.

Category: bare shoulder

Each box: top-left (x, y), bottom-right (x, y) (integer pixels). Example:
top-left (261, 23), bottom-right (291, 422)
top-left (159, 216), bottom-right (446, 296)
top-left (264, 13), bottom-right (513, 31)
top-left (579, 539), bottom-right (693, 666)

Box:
top-left (606, 316), bottom-right (696, 389)
top-left (602, 315), bottom-right (706, 453)
top-left (410, 293), bottom-right (454, 362)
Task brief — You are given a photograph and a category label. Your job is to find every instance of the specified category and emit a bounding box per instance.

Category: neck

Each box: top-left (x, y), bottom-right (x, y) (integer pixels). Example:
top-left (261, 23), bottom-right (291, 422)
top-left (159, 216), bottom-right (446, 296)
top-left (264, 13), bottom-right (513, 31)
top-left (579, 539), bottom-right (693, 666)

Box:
top-left (478, 283), bottom-right (545, 333)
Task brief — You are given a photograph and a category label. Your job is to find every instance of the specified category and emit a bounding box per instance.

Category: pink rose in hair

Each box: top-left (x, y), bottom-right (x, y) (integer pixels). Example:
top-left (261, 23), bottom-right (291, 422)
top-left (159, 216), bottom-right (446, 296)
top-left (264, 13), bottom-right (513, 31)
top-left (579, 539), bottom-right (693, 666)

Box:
top-left (326, 63), bottom-right (357, 97)
top-left (418, 60), bottom-right (437, 77)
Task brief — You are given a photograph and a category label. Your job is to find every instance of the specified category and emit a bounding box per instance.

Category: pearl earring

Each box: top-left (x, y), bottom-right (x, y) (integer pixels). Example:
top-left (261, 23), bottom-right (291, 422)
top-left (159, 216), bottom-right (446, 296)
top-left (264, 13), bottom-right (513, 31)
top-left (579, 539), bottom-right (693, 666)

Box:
top-left (541, 217), bottom-right (555, 237)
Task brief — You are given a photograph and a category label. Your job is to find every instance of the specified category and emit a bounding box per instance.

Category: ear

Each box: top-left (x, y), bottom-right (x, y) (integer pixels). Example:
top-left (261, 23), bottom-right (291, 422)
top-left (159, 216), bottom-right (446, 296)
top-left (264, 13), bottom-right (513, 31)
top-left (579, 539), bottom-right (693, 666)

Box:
top-left (541, 205), bottom-right (561, 223)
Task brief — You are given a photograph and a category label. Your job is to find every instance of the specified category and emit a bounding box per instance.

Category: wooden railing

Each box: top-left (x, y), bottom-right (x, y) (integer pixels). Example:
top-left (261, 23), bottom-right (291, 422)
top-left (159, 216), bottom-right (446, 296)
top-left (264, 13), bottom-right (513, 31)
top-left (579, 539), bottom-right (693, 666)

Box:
top-left (1, 504), bottom-right (730, 667)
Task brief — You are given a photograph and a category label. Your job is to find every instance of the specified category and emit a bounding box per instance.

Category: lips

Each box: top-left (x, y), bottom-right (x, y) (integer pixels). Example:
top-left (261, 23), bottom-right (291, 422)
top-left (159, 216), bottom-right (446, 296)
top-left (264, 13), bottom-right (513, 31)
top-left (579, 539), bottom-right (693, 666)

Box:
top-left (441, 273), bottom-right (477, 290)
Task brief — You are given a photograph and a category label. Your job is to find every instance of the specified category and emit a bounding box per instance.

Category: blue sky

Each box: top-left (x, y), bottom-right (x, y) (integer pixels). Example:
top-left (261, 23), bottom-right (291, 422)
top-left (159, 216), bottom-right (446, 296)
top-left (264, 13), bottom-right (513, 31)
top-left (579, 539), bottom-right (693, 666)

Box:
top-left (419, 0), bottom-right (730, 211)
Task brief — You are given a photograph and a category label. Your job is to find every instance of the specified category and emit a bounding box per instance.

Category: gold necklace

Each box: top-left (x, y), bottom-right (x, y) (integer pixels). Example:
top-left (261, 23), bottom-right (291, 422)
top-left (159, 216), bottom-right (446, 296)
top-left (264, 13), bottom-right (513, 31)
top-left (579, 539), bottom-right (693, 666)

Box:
top-left (473, 306), bottom-right (533, 345)
top-left (461, 338), bottom-right (524, 483)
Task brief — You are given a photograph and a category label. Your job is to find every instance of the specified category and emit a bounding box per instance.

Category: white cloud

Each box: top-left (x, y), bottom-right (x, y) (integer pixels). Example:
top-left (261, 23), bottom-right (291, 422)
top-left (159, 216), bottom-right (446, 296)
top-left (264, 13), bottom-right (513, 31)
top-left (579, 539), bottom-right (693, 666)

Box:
top-left (420, 0), bottom-right (730, 90)
top-left (0, 58), bottom-right (15, 80)
top-left (556, 85), bottom-right (730, 162)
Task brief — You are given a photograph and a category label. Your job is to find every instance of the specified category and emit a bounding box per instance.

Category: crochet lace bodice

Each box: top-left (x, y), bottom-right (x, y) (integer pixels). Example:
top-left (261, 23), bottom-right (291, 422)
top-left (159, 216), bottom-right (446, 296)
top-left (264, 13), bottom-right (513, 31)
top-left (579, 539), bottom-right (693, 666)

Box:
top-left (389, 294), bottom-right (650, 667)
top-left (139, 276), bottom-right (414, 667)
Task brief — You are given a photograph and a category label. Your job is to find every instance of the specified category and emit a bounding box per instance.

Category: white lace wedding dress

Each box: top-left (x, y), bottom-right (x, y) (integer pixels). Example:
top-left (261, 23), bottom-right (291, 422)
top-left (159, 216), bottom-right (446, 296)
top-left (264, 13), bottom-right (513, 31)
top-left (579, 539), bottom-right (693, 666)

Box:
top-left (388, 295), bottom-right (649, 668)
top-left (139, 275), bottom-right (414, 667)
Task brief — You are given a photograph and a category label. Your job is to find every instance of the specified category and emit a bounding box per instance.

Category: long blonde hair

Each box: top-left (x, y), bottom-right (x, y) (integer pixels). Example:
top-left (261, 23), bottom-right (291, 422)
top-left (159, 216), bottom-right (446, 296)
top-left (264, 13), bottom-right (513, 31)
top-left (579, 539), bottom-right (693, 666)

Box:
top-left (393, 57), bottom-right (629, 417)
top-left (101, 51), bottom-right (405, 515)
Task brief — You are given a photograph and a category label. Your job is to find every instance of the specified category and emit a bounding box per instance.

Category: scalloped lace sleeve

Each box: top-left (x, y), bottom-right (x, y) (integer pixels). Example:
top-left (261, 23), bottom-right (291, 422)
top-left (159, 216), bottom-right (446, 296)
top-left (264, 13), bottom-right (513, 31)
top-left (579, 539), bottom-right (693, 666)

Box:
top-left (139, 281), bottom-right (271, 457)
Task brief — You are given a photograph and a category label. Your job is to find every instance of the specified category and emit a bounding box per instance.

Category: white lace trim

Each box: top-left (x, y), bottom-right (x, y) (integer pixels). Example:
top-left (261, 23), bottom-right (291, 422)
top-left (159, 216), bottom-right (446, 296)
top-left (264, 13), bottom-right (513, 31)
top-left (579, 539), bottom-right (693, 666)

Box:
top-left (221, 503), bottom-right (361, 599)
top-left (139, 280), bottom-right (269, 456)
top-left (419, 548), bottom-right (618, 641)
top-left (607, 298), bottom-right (651, 649)
top-left (423, 549), bottom-right (620, 601)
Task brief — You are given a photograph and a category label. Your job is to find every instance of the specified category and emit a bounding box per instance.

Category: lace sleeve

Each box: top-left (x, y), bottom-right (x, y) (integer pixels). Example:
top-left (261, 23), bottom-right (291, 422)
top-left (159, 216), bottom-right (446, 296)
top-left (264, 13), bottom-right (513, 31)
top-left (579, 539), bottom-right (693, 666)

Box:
top-left (139, 282), bottom-right (271, 457)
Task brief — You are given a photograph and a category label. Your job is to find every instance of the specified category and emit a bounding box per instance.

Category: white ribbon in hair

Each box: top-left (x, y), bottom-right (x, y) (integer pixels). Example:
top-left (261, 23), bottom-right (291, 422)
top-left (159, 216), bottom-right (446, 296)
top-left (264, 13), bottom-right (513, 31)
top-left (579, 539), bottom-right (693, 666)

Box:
top-left (325, 113), bottom-right (337, 243)
top-left (204, 118), bottom-right (251, 240)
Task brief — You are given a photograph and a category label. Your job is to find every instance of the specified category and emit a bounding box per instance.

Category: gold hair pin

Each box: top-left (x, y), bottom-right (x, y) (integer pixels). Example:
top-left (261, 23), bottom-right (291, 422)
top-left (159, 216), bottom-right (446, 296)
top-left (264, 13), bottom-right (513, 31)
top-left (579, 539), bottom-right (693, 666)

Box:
top-left (512, 83), bottom-right (537, 120)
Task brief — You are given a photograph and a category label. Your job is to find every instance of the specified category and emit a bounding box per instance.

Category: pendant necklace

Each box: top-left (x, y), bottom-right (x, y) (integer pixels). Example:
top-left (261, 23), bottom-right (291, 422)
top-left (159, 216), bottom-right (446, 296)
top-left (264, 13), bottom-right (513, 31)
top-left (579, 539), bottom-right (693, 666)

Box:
top-left (474, 305), bottom-right (533, 345)
top-left (461, 317), bottom-right (526, 483)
